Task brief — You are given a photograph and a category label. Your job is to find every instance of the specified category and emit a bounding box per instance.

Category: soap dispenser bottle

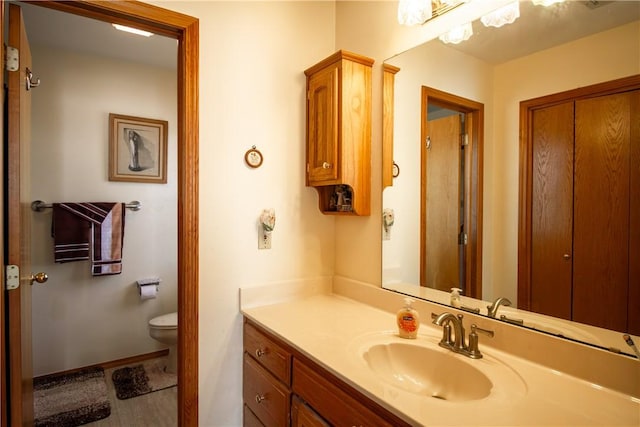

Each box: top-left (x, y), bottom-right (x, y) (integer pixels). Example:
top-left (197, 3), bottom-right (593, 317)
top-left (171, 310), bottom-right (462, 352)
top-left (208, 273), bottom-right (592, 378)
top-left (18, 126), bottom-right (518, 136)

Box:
top-left (397, 298), bottom-right (420, 339)
top-left (450, 288), bottom-right (462, 308)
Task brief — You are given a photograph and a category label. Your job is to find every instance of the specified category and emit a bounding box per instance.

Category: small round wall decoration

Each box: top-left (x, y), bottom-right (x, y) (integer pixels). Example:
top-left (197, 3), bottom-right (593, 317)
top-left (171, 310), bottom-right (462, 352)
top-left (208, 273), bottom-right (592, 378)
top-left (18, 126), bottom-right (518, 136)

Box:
top-left (392, 162), bottom-right (400, 178)
top-left (244, 146), bottom-right (263, 168)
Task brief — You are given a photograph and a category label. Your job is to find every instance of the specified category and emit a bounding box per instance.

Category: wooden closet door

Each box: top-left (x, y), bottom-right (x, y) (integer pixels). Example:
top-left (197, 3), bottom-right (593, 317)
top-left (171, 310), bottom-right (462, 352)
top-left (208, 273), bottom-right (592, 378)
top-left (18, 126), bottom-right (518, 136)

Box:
top-left (629, 90), bottom-right (640, 335)
top-left (573, 91), bottom-right (636, 332)
top-left (530, 102), bottom-right (574, 319)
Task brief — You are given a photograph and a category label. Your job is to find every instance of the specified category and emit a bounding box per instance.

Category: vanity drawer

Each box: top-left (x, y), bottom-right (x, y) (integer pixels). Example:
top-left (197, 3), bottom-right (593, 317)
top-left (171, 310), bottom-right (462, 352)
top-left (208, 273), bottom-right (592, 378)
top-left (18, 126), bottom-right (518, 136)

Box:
top-left (243, 404), bottom-right (265, 427)
top-left (244, 321), bottom-right (292, 384)
top-left (243, 353), bottom-right (291, 427)
top-left (292, 359), bottom-right (396, 427)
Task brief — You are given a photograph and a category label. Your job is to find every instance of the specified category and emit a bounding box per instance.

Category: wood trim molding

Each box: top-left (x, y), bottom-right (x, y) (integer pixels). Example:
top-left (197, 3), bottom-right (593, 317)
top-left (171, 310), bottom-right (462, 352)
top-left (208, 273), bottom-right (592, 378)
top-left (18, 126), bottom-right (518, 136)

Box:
top-left (420, 86), bottom-right (484, 299)
top-left (20, 2), bottom-right (199, 426)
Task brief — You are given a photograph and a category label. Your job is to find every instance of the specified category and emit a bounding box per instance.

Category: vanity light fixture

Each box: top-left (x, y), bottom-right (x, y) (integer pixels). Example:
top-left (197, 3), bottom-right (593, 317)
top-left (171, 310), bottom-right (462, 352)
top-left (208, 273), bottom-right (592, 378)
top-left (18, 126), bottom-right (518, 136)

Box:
top-left (480, 1), bottom-right (520, 28)
top-left (112, 24), bottom-right (154, 37)
top-left (438, 21), bottom-right (473, 44)
top-left (397, 0), bottom-right (469, 26)
top-left (531, 0), bottom-right (565, 6)
top-left (397, 0), bottom-right (433, 26)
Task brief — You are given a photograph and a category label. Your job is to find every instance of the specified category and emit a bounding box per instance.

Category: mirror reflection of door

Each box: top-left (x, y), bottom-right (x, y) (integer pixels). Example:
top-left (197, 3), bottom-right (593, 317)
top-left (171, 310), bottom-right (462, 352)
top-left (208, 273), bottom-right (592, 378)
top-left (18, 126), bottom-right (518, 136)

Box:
top-left (519, 76), bottom-right (640, 335)
top-left (424, 112), bottom-right (464, 290)
top-left (420, 87), bottom-right (483, 298)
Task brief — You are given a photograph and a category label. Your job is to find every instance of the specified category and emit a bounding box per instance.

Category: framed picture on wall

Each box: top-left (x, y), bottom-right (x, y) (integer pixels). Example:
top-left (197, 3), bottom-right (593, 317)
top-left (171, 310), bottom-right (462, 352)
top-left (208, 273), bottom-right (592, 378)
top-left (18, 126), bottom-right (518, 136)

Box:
top-left (108, 113), bottom-right (168, 183)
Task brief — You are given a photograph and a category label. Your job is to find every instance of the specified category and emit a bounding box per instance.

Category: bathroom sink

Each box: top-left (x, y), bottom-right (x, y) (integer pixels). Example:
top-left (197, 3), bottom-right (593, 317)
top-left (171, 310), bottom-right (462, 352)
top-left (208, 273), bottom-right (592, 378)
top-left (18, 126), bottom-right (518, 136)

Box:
top-left (348, 331), bottom-right (527, 404)
top-left (363, 342), bottom-right (492, 401)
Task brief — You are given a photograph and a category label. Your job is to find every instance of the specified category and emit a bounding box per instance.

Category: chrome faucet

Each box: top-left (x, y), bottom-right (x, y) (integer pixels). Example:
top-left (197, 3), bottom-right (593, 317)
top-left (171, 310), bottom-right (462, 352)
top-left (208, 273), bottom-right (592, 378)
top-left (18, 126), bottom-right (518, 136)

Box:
top-left (487, 297), bottom-right (512, 318)
top-left (432, 312), bottom-right (494, 359)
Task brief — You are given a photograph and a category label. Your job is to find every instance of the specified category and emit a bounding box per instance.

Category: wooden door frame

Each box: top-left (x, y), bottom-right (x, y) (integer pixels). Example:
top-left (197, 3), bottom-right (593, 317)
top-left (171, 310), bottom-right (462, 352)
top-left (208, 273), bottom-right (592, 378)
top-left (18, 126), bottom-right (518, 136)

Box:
top-left (517, 74), bottom-right (640, 311)
top-left (1, 2), bottom-right (199, 426)
top-left (420, 86), bottom-right (484, 299)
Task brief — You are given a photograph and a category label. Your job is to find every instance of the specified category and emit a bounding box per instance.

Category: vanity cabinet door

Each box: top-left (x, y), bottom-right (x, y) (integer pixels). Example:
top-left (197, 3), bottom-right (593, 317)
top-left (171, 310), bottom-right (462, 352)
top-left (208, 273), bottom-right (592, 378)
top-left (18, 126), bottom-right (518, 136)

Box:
top-left (292, 359), bottom-right (408, 427)
top-left (291, 396), bottom-right (329, 427)
top-left (243, 354), bottom-right (291, 427)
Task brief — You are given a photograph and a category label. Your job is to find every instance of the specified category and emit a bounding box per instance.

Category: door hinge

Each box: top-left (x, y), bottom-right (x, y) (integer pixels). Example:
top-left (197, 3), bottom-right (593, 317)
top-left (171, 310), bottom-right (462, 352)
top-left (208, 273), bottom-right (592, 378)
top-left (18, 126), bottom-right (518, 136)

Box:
top-left (458, 232), bottom-right (468, 245)
top-left (426, 136), bottom-right (432, 150)
top-left (5, 46), bottom-right (19, 72)
top-left (5, 265), bottom-right (20, 290)
top-left (461, 133), bottom-right (469, 147)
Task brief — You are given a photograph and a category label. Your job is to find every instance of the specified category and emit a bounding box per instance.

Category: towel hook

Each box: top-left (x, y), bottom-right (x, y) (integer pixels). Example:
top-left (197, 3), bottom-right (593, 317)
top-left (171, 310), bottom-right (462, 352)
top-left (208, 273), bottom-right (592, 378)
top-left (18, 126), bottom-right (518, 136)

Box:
top-left (26, 67), bottom-right (40, 90)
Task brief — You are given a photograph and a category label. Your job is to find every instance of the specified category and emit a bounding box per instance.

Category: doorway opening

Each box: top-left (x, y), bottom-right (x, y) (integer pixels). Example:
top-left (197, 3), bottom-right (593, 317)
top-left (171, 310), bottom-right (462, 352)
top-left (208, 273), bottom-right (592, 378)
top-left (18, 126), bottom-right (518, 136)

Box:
top-left (2, 2), bottom-right (199, 425)
top-left (420, 86), bottom-right (483, 299)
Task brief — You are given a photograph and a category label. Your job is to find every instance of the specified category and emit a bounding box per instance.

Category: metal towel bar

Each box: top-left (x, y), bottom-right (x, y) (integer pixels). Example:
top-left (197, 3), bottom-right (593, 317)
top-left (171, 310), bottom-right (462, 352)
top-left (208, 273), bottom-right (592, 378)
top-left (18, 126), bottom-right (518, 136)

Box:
top-left (31, 200), bottom-right (142, 212)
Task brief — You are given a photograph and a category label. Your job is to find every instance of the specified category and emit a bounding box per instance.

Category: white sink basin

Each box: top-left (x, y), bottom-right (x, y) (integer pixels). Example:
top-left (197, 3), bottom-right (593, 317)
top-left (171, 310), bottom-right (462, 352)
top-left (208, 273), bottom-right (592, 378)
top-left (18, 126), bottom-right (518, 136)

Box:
top-left (349, 331), bottom-right (527, 404)
top-left (363, 342), bottom-right (492, 401)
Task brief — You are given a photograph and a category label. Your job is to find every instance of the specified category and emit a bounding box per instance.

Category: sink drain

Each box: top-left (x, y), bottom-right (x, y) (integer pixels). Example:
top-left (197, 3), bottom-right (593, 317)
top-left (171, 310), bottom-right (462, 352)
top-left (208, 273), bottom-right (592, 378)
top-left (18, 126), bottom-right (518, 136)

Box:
top-left (431, 394), bottom-right (447, 400)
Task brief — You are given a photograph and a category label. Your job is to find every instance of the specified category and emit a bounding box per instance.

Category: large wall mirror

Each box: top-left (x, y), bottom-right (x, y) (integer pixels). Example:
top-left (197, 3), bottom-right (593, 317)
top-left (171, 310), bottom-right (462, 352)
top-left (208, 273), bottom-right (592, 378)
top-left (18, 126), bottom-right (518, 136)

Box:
top-left (382, 0), bottom-right (639, 357)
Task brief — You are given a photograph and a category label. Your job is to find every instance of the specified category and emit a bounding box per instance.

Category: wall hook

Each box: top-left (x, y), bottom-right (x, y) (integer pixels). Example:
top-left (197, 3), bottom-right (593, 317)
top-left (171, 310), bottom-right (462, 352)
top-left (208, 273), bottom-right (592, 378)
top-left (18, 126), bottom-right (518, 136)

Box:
top-left (26, 67), bottom-right (41, 90)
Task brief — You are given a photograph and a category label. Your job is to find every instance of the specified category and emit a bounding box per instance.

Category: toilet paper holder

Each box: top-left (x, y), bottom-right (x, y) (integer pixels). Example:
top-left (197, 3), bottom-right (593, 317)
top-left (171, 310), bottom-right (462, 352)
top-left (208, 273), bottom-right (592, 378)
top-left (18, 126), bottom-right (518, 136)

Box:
top-left (137, 277), bottom-right (161, 299)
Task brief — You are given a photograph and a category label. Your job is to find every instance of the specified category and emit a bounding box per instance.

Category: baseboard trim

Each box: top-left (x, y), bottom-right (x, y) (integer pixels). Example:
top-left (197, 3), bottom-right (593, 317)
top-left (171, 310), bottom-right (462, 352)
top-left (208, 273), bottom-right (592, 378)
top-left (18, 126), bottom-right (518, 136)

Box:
top-left (34, 349), bottom-right (170, 381)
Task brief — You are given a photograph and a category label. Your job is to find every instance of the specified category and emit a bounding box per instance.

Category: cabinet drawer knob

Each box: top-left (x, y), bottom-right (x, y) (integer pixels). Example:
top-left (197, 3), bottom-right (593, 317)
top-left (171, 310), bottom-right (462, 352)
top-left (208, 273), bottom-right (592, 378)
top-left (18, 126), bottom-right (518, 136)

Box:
top-left (255, 348), bottom-right (267, 358)
top-left (255, 394), bottom-right (266, 404)
top-left (322, 162), bottom-right (332, 169)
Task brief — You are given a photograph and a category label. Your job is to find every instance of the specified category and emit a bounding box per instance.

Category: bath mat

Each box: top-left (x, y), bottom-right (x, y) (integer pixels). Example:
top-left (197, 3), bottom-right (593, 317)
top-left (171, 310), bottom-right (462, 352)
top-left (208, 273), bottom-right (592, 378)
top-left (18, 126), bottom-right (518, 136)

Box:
top-left (34, 366), bottom-right (111, 427)
top-left (112, 358), bottom-right (177, 400)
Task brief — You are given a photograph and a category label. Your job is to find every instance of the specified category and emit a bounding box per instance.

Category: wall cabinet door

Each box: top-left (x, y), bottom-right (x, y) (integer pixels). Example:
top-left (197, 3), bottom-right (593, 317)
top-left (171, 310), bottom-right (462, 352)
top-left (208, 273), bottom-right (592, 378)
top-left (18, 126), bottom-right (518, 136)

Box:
top-left (307, 65), bottom-right (339, 185)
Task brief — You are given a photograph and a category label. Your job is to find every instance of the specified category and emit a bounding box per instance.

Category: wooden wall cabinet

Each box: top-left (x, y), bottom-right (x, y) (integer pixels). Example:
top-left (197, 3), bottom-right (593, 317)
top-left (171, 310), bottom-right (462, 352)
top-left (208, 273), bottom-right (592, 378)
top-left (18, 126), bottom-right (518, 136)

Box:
top-left (382, 63), bottom-right (400, 189)
top-left (243, 318), bottom-right (411, 427)
top-left (304, 50), bottom-right (374, 216)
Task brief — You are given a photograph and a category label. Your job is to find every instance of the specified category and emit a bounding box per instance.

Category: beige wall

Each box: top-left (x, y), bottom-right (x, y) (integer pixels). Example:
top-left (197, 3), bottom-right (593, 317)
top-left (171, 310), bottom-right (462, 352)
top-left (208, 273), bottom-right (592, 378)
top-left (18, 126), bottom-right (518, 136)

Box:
top-left (30, 46), bottom-right (178, 376)
top-left (147, 2), bottom-right (337, 425)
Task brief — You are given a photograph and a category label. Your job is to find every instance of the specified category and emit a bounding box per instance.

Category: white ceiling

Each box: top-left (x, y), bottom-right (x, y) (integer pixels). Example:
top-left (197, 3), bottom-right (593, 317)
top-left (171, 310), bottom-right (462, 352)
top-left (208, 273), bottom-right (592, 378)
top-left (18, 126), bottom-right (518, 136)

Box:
top-left (440, 0), bottom-right (640, 64)
top-left (18, 1), bottom-right (177, 70)
top-left (16, 1), bottom-right (640, 69)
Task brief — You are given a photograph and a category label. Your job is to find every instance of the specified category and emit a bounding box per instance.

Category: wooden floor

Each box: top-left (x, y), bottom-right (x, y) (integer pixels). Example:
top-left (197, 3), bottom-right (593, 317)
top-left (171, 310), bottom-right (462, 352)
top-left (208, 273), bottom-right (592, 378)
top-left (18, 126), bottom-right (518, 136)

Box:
top-left (86, 358), bottom-right (177, 427)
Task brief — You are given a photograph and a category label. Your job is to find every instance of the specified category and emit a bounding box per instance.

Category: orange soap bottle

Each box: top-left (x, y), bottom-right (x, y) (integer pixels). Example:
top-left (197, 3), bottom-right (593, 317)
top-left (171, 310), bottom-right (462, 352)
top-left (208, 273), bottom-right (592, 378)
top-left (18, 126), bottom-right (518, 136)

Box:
top-left (397, 298), bottom-right (419, 339)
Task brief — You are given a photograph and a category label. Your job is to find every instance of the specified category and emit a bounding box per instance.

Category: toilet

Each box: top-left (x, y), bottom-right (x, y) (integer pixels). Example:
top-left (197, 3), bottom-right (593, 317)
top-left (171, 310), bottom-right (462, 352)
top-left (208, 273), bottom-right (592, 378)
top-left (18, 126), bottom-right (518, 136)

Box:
top-left (148, 311), bottom-right (178, 374)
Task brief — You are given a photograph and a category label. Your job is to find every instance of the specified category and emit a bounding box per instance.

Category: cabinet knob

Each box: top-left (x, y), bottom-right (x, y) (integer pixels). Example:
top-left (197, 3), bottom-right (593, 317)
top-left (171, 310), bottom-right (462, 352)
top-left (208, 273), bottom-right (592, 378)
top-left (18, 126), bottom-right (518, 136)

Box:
top-left (255, 394), bottom-right (266, 404)
top-left (255, 348), bottom-right (267, 358)
top-left (322, 162), bottom-right (332, 169)
top-left (563, 253), bottom-right (571, 260)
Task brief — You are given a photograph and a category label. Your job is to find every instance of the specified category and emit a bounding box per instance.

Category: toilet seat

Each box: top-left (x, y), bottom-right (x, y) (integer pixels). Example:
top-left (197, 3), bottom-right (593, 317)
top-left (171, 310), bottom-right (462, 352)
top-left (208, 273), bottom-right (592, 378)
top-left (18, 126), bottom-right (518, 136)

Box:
top-left (149, 312), bottom-right (178, 330)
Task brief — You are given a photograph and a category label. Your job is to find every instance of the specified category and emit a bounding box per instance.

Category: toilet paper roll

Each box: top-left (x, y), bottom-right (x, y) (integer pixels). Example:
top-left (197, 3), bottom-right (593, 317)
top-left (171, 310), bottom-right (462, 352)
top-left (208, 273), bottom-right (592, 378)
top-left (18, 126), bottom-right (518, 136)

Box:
top-left (139, 284), bottom-right (158, 300)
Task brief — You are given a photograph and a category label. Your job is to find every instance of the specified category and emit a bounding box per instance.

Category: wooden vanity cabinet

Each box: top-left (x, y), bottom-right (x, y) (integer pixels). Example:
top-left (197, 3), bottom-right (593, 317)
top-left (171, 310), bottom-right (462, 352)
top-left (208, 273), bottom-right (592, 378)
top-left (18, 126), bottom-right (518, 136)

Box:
top-left (243, 318), bottom-right (412, 427)
top-left (304, 50), bottom-right (374, 216)
top-left (243, 321), bottom-right (292, 426)
top-left (291, 396), bottom-right (329, 427)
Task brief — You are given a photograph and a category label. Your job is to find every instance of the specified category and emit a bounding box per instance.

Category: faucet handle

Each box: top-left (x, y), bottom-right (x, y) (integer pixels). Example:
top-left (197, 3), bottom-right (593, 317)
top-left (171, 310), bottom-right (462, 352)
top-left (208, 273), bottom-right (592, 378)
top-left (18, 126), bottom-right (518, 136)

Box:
top-left (471, 324), bottom-right (494, 337)
top-left (467, 324), bottom-right (494, 359)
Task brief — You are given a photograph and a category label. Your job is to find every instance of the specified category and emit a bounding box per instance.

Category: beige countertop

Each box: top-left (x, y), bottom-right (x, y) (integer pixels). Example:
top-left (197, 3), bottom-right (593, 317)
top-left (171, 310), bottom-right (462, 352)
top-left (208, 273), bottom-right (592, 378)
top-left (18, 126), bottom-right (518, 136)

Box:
top-left (242, 292), bottom-right (639, 426)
